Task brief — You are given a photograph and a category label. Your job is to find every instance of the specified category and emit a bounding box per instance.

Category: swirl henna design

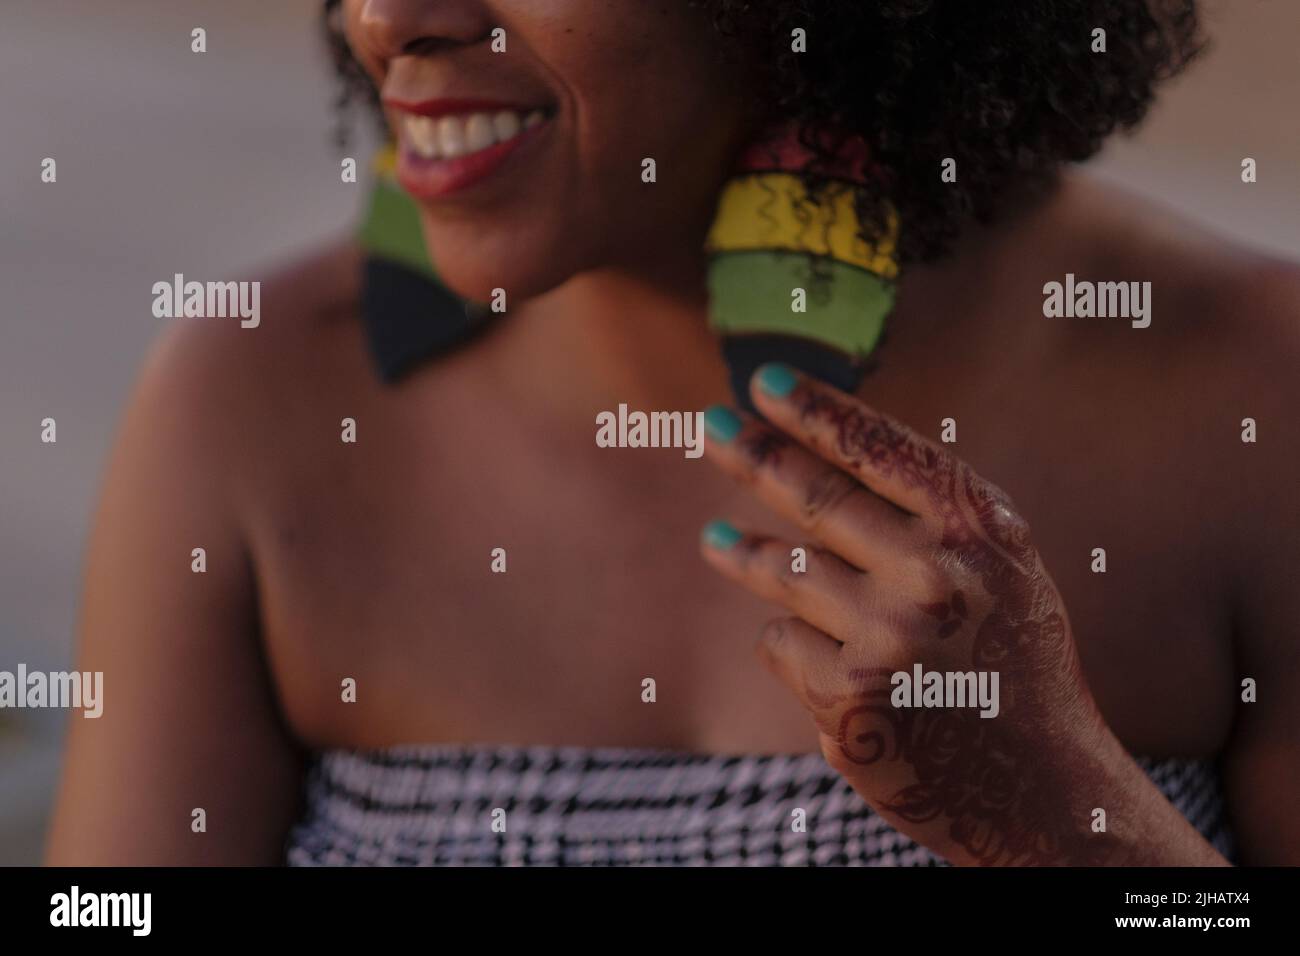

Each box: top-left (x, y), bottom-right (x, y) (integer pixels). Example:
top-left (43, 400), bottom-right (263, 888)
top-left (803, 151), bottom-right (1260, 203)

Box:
top-left (795, 388), bottom-right (1111, 865)
top-left (835, 697), bottom-right (1112, 865)
top-left (835, 669), bottom-right (903, 765)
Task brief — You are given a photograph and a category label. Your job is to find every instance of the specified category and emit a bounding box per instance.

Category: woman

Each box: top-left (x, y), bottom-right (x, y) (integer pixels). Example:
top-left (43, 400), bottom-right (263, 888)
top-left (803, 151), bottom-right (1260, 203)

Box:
top-left (47, 0), bottom-right (1299, 865)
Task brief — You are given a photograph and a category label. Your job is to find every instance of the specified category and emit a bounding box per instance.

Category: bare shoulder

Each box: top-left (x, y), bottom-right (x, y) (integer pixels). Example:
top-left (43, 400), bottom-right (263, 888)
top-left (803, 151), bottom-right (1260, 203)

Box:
top-left (1066, 175), bottom-right (1300, 634)
top-left (48, 244), bottom-right (368, 863)
top-left (1061, 173), bottom-right (1300, 358)
top-left (1117, 181), bottom-right (1300, 442)
top-left (142, 240), bottom-right (365, 406)
top-left (132, 240), bottom-right (372, 500)
top-left (1043, 175), bottom-right (1300, 439)
top-left (1028, 176), bottom-right (1300, 609)
top-left (1069, 180), bottom-right (1300, 863)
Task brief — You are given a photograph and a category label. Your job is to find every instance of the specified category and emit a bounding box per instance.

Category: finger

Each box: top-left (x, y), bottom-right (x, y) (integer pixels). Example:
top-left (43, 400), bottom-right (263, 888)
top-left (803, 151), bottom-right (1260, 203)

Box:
top-left (754, 616), bottom-right (844, 718)
top-left (700, 520), bottom-right (866, 640)
top-left (702, 404), bottom-right (916, 571)
top-left (747, 363), bottom-right (956, 521)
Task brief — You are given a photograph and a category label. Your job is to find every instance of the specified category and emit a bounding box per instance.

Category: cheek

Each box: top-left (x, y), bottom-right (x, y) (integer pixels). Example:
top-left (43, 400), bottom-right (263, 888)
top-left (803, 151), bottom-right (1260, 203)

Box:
top-left (563, 7), bottom-right (745, 158)
top-left (550, 17), bottom-right (749, 251)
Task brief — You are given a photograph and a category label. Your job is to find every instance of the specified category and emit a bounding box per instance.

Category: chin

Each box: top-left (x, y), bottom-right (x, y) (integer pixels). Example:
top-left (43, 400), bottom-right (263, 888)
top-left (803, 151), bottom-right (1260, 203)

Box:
top-left (419, 218), bottom-right (589, 305)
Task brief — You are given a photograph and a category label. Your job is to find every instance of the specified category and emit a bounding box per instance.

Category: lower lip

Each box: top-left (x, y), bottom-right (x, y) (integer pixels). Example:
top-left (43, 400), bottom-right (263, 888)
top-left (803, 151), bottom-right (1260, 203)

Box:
top-left (395, 120), bottom-right (549, 200)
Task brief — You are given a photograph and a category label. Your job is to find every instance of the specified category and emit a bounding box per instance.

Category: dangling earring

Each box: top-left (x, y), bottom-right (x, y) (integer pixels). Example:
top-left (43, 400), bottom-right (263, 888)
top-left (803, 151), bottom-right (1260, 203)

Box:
top-left (705, 124), bottom-right (899, 412)
top-left (356, 144), bottom-right (491, 382)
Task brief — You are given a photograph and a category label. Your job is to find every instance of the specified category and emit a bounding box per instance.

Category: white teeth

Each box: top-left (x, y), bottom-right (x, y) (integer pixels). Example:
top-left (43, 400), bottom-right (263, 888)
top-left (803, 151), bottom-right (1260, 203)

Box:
top-left (403, 108), bottom-right (547, 161)
top-left (405, 116), bottom-right (439, 158)
top-left (437, 116), bottom-right (467, 158)
top-left (492, 110), bottom-right (521, 142)
top-left (464, 113), bottom-right (495, 152)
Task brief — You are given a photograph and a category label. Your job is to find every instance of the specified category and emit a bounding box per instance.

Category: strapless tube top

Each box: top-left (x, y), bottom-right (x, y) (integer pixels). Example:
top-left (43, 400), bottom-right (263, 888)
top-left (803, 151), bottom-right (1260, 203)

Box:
top-left (285, 744), bottom-right (1234, 866)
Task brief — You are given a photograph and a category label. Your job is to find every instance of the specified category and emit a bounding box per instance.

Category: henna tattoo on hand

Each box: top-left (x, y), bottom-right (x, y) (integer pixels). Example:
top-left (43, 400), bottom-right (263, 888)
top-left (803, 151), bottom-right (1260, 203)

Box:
top-left (917, 589), bottom-right (968, 639)
top-left (798, 388), bottom-right (1114, 865)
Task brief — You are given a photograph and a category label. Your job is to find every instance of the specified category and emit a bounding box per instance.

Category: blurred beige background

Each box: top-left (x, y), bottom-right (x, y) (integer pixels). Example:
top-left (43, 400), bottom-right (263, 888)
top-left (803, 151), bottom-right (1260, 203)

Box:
top-left (1, 0), bottom-right (1297, 865)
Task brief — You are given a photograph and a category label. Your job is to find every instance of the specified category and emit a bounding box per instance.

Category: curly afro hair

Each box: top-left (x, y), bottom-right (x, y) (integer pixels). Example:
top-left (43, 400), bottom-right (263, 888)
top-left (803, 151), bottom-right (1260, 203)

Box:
top-left (323, 0), bottom-right (1203, 266)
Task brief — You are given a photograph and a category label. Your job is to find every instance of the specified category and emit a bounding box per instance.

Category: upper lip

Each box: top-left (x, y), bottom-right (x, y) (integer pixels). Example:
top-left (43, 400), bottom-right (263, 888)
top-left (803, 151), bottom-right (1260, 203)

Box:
top-left (381, 96), bottom-right (545, 118)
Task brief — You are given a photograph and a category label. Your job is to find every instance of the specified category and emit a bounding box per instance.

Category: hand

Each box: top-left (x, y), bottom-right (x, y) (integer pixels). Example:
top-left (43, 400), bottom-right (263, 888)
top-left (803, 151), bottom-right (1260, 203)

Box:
top-left (700, 363), bottom-right (1167, 866)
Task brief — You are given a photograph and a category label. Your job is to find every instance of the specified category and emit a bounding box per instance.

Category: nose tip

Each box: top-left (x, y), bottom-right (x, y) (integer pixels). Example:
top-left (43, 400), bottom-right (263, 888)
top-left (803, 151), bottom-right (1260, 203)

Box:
top-left (357, 0), bottom-right (490, 60)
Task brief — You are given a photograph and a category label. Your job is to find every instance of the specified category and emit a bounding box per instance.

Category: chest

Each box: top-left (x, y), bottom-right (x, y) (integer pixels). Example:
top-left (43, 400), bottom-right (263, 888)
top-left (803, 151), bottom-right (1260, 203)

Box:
top-left (254, 374), bottom-right (1235, 757)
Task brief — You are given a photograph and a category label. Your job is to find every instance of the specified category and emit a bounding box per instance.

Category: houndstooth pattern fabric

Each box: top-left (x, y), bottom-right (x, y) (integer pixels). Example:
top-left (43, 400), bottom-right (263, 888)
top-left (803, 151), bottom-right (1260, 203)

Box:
top-left (285, 745), bottom-right (1235, 866)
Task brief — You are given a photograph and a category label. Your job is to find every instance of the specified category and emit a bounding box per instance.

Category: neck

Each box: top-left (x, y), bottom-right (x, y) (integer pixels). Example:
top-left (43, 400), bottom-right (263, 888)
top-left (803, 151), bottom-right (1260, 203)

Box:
top-left (488, 176), bottom-right (1068, 420)
top-left (504, 258), bottom-right (732, 415)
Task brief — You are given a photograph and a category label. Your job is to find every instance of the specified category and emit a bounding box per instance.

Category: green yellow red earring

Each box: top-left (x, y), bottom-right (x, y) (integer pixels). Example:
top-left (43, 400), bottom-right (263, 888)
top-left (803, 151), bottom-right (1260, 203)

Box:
top-left (705, 125), bottom-right (899, 411)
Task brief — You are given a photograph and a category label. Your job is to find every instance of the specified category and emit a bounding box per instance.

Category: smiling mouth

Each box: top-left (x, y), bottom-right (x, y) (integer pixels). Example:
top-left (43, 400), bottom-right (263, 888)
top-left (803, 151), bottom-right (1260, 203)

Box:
top-left (385, 98), bottom-right (555, 200)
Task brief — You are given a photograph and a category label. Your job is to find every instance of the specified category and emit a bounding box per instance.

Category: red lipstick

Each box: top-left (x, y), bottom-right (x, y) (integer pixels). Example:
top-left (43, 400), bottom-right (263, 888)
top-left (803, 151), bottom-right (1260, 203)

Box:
top-left (384, 98), bottom-right (552, 200)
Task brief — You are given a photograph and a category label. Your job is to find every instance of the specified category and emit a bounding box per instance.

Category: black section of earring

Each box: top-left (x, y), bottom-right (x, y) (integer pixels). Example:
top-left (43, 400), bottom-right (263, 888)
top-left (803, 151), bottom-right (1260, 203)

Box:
top-left (720, 334), bottom-right (868, 415)
top-left (360, 257), bottom-right (493, 383)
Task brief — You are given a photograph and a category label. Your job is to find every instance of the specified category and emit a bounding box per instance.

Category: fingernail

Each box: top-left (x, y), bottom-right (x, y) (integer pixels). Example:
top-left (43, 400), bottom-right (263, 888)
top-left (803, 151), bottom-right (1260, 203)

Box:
top-left (755, 362), bottom-right (798, 398)
top-left (701, 519), bottom-right (743, 551)
top-left (703, 405), bottom-right (743, 443)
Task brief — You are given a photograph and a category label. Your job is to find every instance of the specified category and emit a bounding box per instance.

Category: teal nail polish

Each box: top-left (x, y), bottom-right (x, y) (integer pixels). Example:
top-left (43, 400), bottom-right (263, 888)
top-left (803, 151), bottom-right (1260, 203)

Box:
top-left (703, 405), bottom-right (742, 443)
top-left (702, 519), bottom-right (743, 551)
top-left (755, 362), bottom-right (798, 398)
